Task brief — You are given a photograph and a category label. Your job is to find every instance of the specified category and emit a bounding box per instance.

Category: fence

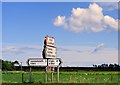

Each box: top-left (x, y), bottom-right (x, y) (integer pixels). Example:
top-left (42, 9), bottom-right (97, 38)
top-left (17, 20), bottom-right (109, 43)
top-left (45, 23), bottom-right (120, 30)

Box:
top-left (2, 71), bottom-right (120, 83)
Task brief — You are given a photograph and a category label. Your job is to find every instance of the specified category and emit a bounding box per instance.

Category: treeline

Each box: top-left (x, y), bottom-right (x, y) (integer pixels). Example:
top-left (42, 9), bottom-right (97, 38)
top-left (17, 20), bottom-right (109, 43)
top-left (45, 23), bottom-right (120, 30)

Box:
top-left (1, 59), bottom-right (120, 71)
top-left (0, 59), bottom-right (20, 71)
top-left (93, 64), bottom-right (120, 68)
top-left (15, 66), bottom-right (120, 71)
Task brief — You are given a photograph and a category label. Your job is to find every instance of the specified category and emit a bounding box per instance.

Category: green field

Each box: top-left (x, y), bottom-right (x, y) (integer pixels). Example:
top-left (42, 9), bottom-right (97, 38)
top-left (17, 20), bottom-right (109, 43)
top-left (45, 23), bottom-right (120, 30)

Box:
top-left (2, 71), bottom-right (120, 84)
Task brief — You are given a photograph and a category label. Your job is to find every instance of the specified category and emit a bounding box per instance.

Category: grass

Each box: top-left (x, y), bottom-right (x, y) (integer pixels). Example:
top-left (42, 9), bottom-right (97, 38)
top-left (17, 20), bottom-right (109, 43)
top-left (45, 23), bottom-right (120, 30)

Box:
top-left (2, 71), bottom-right (120, 83)
top-left (1, 83), bottom-right (119, 85)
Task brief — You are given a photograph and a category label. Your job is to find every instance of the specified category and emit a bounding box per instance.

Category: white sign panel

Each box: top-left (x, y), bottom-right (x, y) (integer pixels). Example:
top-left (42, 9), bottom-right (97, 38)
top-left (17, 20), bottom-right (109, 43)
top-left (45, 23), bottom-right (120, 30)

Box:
top-left (48, 58), bottom-right (61, 67)
top-left (45, 46), bottom-right (56, 58)
top-left (45, 36), bottom-right (55, 47)
top-left (28, 58), bottom-right (47, 66)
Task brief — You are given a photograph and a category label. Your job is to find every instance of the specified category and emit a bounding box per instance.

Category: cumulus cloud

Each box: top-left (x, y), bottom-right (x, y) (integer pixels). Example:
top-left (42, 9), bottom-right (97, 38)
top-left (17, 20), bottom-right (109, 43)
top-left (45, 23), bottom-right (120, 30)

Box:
top-left (53, 3), bottom-right (119, 33)
top-left (53, 16), bottom-right (67, 27)
top-left (104, 16), bottom-right (118, 30)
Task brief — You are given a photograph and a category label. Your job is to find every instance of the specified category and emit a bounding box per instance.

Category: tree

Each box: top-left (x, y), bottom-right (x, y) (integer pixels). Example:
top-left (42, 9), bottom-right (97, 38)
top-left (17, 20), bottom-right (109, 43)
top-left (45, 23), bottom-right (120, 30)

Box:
top-left (93, 64), bottom-right (97, 68)
top-left (113, 63), bottom-right (119, 68)
top-left (12, 60), bottom-right (20, 66)
top-left (2, 60), bottom-right (17, 71)
top-left (109, 64), bottom-right (114, 68)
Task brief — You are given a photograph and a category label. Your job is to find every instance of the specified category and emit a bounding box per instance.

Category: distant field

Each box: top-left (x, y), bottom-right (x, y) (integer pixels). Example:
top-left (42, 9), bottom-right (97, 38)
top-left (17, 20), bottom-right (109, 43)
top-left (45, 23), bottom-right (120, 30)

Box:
top-left (2, 71), bottom-right (120, 83)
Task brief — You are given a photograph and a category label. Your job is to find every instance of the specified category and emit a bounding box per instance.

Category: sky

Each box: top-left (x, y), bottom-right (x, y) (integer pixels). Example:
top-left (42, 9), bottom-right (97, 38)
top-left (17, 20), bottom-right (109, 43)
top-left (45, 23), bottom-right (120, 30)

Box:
top-left (2, 2), bottom-right (119, 67)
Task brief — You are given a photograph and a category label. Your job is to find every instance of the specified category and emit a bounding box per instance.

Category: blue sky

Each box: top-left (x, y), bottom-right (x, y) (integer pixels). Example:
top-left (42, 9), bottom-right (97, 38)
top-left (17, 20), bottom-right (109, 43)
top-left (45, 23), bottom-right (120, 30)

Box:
top-left (2, 2), bottom-right (119, 66)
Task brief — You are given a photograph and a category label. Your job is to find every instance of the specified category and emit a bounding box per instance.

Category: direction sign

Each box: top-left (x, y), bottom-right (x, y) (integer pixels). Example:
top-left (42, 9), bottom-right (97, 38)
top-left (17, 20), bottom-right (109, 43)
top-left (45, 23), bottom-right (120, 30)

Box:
top-left (44, 36), bottom-right (55, 47)
top-left (44, 46), bottom-right (56, 59)
top-left (48, 58), bottom-right (62, 67)
top-left (27, 58), bottom-right (47, 66)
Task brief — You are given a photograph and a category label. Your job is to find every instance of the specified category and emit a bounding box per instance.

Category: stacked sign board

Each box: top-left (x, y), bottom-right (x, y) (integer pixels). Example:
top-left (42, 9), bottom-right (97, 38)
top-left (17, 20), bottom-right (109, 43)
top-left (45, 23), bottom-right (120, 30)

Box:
top-left (44, 36), bottom-right (55, 47)
top-left (42, 35), bottom-right (61, 67)
top-left (27, 35), bottom-right (62, 67)
top-left (43, 36), bottom-right (56, 59)
top-left (43, 46), bottom-right (56, 59)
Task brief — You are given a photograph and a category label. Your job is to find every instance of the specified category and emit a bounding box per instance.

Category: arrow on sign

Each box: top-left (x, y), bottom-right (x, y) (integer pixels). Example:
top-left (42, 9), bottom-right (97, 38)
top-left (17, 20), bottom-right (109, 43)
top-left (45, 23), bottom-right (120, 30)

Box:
top-left (48, 58), bottom-right (62, 67)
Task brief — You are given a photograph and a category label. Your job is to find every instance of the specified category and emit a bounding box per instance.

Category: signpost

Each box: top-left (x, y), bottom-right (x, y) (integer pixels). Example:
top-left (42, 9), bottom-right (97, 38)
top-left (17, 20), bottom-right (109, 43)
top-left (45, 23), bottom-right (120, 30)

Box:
top-left (42, 36), bottom-right (60, 83)
top-left (27, 35), bottom-right (62, 83)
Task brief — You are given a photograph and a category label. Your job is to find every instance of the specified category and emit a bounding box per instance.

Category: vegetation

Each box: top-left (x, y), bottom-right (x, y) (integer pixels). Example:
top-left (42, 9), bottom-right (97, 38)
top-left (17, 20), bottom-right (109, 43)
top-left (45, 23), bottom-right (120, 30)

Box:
top-left (2, 83), bottom-right (119, 85)
top-left (1, 59), bottom-right (20, 71)
top-left (1, 59), bottom-right (120, 84)
top-left (2, 71), bottom-right (120, 83)
top-left (1, 59), bottom-right (120, 72)
top-left (93, 64), bottom-right (120, 68)
top-left (1, 59), bottom-right (120, 71)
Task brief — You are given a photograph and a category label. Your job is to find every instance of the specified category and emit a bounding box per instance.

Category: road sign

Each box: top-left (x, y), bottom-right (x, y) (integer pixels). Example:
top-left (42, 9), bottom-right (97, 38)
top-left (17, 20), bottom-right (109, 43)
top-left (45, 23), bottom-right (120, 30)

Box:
top-left (48, 58), bottom-right (62, 67)
top-left (44, 46), bottom-right (56, 59)
top-left (27, 58), bottom-right (47, 66)
top-left (44, 36), bottom-right (55, 47)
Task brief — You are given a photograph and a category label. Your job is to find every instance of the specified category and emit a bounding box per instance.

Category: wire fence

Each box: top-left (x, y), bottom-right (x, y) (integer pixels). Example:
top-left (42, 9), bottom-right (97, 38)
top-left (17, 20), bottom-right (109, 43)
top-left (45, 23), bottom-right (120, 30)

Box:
top-left (2, 71), bottom-right (120, 83)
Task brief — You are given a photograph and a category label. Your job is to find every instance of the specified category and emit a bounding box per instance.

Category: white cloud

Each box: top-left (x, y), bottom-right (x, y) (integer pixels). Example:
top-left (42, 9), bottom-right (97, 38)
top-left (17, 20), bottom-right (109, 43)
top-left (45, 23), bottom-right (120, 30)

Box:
top-left (2, 45), bottom-right (43, 65)
top-left (92, 43), bottom-right (104, 53)
top-left (53, 3), bottom-right (119, 33)
top-left (104, 15), bottom-right (118, 30)
top-left (97, 2), bottom-right (118, 11)
top-left (53, 16), bottom-right (66, 27)
top-left (57, 46), bottom-right (118, 67)
top-left (2, 46), bottom-right (24, 54)
top-left (2, 45), bottom-right (41, 55)
top-left (2, 44), bottom-right (118, 67)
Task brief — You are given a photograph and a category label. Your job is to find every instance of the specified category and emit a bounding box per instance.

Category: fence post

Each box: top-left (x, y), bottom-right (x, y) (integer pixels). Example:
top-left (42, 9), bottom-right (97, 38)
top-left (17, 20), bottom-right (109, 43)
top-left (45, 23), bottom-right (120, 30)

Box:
top-left (22, 73), bottom-right (23, 83)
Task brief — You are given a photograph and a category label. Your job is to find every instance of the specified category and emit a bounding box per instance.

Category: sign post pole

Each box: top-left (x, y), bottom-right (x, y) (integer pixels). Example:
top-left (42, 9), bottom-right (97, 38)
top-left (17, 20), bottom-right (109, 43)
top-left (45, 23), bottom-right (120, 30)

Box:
top-left (51, 68), bottom-right (53, 82)
top-left (45, 66), bottom-right (48, 83)
top-left (57, 65), bottom-right (59, 83)
top-left (20, 62), bottom-right (23, 83)
top-left (29, 67), bottom-right (32, 83)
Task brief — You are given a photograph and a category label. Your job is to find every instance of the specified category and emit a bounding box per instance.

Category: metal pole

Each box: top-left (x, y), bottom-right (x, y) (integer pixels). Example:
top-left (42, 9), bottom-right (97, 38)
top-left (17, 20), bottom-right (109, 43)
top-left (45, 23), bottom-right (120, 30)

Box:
top-left (57, 66), bottom-right (59, 82)
top-left (21, 62), bottom-right (23, 83)
top-left (111, 74), bottom-right (112, 83)
top-left (29, 67), bottom-right (32, 83)
top-left (51, 71), bottom-right (53, 82)
top-left (45, 66), bottom-right (48, 83)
